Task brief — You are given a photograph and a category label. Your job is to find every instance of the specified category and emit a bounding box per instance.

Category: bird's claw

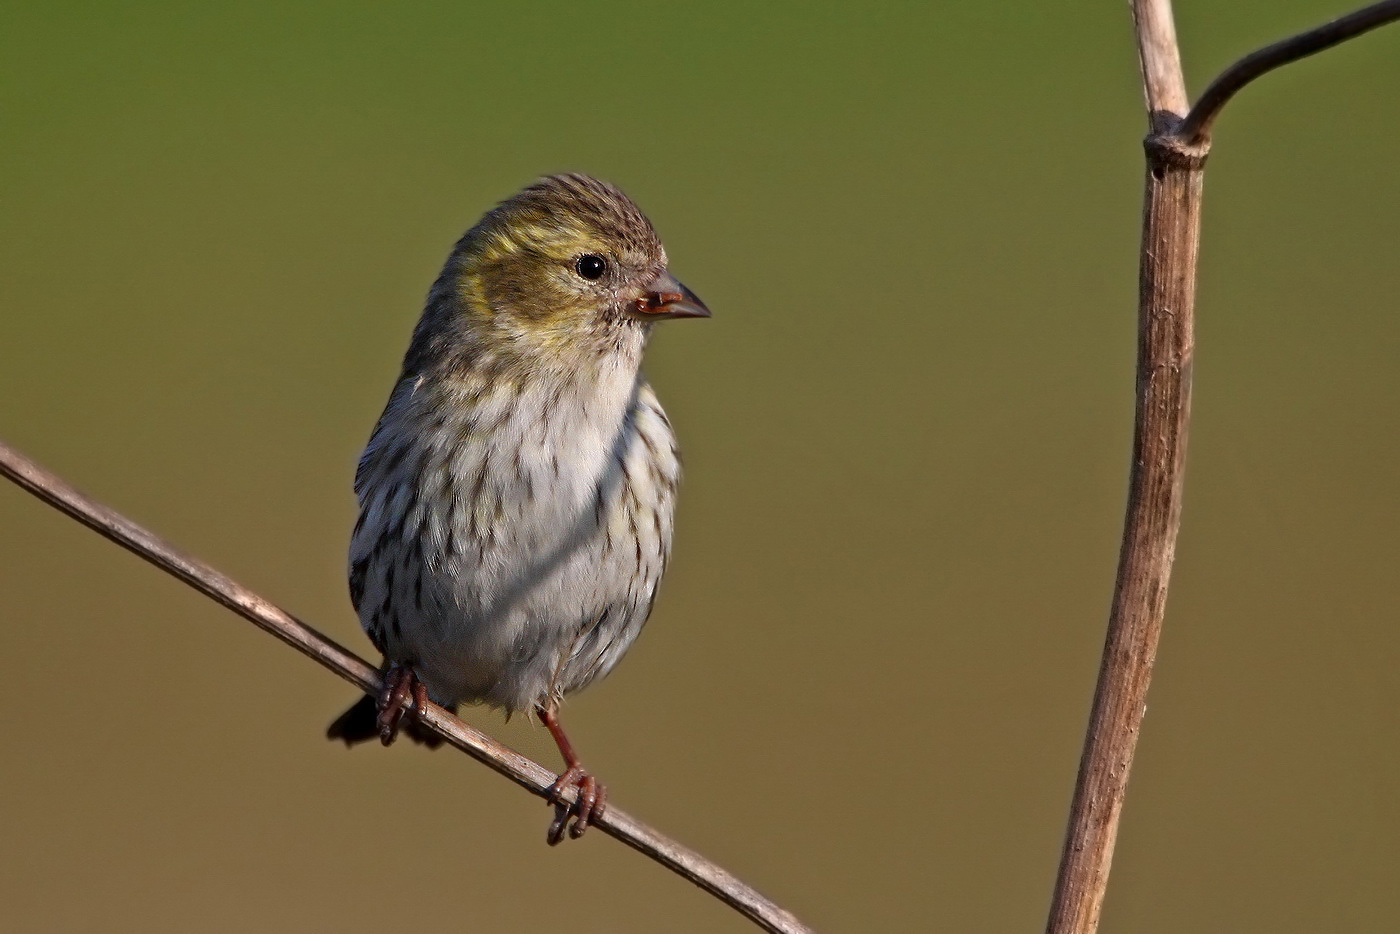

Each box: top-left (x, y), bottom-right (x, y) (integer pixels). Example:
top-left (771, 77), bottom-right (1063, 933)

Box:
top-left (545, 764), bottom-right (607, 845)
top-left (376, 664), bottom-right (428, 746)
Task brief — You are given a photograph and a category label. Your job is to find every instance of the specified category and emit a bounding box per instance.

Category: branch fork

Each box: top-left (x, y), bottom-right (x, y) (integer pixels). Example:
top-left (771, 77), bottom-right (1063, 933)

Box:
top-left (1047, 4), bottom-right (1400, 934)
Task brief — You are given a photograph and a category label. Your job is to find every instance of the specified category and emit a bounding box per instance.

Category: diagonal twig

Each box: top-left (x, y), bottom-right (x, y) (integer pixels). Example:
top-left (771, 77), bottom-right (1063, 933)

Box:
top-left (0, 439), bottom-right (812, 934)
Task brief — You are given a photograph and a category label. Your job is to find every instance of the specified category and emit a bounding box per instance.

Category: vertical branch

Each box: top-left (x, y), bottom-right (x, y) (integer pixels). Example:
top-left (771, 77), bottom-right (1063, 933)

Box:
top-left (1047, 2), bottom-right (1398, 931)
top-left (1046, 2), bottom-right (1202, 932)
top-left (1045, 135), bottom-right (1203, 934)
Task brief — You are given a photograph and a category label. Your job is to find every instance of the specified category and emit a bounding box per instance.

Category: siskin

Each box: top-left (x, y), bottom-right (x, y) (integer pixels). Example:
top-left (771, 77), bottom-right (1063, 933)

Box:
top-left (327, 173), bottom-right (709, 843)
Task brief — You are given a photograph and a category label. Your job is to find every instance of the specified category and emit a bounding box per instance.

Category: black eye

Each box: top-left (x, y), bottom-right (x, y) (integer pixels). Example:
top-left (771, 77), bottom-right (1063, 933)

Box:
top-left (575, 254), bottom-right (608, 281)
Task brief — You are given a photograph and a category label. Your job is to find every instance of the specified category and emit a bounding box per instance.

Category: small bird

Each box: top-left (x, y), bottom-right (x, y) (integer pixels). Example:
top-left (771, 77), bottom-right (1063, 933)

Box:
top-left (327, 173), bottom-right (708, 843)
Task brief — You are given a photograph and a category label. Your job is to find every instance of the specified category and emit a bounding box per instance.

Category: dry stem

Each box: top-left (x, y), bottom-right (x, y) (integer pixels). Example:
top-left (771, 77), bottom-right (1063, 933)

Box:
top-left (1045, 3), bottom-right (1400, 933)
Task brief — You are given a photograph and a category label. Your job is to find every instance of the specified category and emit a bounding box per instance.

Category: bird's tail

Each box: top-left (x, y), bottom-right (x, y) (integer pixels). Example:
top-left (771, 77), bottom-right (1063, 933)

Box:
top-left (325, 695), bottom-right (444, 748)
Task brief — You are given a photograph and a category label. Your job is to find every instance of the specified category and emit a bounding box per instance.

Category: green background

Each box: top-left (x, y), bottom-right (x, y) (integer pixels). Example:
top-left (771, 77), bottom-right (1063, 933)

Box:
top-left (3, 2), bottom-right (1398, 931)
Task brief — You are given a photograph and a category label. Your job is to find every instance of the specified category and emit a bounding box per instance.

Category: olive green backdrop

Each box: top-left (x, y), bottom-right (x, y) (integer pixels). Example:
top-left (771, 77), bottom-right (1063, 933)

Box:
top-left (3, 2), bottom-right (1398, 932)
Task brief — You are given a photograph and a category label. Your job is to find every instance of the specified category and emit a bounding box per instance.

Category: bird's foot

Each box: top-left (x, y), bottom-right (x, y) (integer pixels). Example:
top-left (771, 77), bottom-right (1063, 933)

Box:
top-left (376, 663), bottom-right (429, 746)
top-left (545, 764), bottom-right (607, 845)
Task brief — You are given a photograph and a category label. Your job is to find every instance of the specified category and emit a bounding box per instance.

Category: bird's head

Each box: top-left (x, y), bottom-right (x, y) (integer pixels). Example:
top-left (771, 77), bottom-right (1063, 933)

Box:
top-left (408, 174), bottom-right (708, 378)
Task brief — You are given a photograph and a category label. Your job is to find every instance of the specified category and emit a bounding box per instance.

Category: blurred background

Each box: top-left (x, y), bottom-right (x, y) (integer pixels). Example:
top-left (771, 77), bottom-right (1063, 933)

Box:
top-left (3, 2), bottom-right (1398, 931)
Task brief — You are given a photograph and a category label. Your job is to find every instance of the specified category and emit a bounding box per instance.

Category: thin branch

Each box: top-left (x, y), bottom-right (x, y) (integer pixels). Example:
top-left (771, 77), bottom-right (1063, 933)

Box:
top-left (1047, 2), bottom-right (1400, 933)
top-left (0, 439), bottom-right (812, 934)
top-left (1180, 0), bottom-right (1400, 145)
top-left (1045, 4), bottom-right (1202, 919)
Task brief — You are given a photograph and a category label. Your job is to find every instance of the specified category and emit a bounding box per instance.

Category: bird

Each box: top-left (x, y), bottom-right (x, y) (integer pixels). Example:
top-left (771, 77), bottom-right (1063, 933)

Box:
top-left (326, 173), bottom-right (709, 843)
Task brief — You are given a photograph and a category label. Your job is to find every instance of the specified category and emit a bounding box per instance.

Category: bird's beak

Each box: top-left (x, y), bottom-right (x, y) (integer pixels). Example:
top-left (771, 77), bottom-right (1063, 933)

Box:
top-left (634, 269), bottom-right (711, 321)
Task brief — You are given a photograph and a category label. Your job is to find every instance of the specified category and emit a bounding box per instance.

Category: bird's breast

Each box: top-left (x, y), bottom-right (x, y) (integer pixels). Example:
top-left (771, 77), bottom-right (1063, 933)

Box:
top-left (360, 361), bottom-right (673, 570)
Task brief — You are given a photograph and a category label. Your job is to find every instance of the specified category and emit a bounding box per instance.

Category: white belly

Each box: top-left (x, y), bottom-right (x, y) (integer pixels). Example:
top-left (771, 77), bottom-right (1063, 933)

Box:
top-left (349, 367), bottom-right (679, 712)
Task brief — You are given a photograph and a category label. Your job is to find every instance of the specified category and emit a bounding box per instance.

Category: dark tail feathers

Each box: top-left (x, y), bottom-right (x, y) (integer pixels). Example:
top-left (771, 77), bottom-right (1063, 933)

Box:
top-left (325, 695), bottom-right (444, 749)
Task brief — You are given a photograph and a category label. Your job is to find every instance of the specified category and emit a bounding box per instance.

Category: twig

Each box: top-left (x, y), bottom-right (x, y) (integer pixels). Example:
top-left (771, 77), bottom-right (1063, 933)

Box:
top-left (0, 439), bottom-right (812, 934)
top-left (1180, 0), bottom-right (1400, 145)
top-left (1045, 3), bottom-right (1400, 934)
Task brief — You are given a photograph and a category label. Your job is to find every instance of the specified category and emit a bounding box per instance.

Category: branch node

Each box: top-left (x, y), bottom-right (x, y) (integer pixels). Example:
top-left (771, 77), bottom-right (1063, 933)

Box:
top-left (1144, 130), bottom-right (1209, 173)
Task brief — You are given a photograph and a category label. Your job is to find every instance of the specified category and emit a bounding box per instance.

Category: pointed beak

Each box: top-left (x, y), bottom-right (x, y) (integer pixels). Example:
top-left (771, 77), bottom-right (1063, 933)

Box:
top-left (634, 269), bottom-right (711, 321)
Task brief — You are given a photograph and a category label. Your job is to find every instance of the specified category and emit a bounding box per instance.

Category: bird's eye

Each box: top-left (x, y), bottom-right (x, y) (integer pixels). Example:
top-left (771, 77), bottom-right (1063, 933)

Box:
top-left (575, 254), bottom-right (608, 281)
